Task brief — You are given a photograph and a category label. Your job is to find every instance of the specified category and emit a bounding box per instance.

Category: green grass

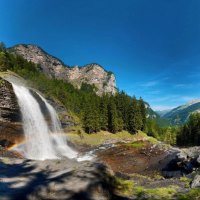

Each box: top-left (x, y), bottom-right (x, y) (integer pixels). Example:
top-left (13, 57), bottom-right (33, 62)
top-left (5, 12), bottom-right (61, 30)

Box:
top-left (134, 186), bottom-right (177, 200)
top-left (114, 177), bottom-right (134, 196)
top-left (110, 176), bottom-right (200, 200)
top-left (177, 188), bottom-right (200, 200)
top-left (114, 177), bottom-right (179, 199)
top-left (180, 176), bottom-right (191, 188)
top-left (67, 130), bottom-right (159, 146)
top-left (126, 142), bottom-right (144, 148)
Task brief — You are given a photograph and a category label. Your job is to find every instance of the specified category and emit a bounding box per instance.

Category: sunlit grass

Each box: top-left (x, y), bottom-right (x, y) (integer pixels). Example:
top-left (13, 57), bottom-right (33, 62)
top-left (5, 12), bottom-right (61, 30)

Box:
top-left (134, 186), bottom-right (177, 199)
top-left (67, 130), bottom-right (159, 146)
top-left (177, 188), bottom-right (200, 200)
top-left (125, 142), bottom-right (144, 148)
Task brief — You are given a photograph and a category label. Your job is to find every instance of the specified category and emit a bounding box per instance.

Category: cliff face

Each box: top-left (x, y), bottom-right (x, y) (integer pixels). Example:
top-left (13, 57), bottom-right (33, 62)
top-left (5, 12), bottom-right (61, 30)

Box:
top-left (0, 77), bottom-right (23, 147)
top-left (10, 44), bottom-right (117, 95)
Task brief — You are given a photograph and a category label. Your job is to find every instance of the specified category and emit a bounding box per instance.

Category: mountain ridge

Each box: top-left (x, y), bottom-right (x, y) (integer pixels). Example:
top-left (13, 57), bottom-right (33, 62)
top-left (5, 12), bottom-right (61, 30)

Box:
top-left (9, 44), bottom-right (117, 96)
top-left (162, 99), bottom-right (200, 125)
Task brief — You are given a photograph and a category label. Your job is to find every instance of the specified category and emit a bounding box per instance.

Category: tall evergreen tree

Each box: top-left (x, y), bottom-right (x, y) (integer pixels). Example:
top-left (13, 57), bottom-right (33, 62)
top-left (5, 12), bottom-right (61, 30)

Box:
top-left (128, 97), bottom-right (142, 134)
top-left (139, 97), bottom-right (146, 131)
top-left (99, 96), bottom-right (108, 130)
top-left (107, 98), bottom-right (118, 133)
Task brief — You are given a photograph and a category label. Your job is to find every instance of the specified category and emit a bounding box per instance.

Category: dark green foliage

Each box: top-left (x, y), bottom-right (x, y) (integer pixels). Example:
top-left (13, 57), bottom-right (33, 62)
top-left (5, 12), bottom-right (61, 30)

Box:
top-left (138, 97), bottom-right (146, 131)
top-left (0, 52), bottom-right (8, 71)
top-left (177, 113), bottom-right (200, 146)
top-left (115, 91), bottom-right (132, 130)
top-left (146, 112), bottom-right (200, 146)
top-left (145, 119), bottom-right (160, 139)
top-left (145, 119), bottom-right (177, 145)
top-left (99, 96), bottom-right (109, 130)
top-left (128, 97), bottom-right (142, 134)
top-left (0, 45), bottom-right (147, 134)
top-left (0, 42), bottom-right (6, 52)
top-left (107, 97), bottom-right (123, 133)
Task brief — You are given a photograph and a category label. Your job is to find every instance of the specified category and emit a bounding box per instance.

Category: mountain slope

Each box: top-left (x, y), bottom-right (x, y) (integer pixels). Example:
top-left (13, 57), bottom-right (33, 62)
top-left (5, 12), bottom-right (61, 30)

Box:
top-left (162, 100), bottom-right (200, 125)
top-left (145, 102), bottom-right (159, 119)
top-left (156, 109), bottom-right (171, 117)
top-left (9, 44), bottom-right (116, 96)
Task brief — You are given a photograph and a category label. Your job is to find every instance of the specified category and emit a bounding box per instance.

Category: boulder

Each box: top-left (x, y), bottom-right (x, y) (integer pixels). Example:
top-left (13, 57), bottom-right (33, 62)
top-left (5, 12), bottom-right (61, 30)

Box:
top-left (196, 155), bottom-right (200, 166)
top-left (191, 175), bottom-right (200, 188)
top-left (176, 151), bottom-right (188, 162)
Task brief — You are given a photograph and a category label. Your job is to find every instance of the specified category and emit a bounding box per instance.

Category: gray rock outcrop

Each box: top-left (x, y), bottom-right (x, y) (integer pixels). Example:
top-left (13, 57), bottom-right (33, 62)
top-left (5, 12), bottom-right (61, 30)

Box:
top-left (191, 175), bottom-right (200, 188)
top-left (10, 44), bottom-right (117, 96)
top-left (0, 158), bottom-right (121, 200)
top-left (0, 77), bottom-right (23, 147)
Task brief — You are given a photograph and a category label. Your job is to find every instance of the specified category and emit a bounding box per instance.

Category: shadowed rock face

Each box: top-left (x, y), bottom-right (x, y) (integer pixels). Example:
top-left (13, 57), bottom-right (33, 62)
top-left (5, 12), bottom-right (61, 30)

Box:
top-left (0, 158), bottom-right (126, 200)
top-left (10, 44), bottom-right (117, 96)
top-left (0, 78), bottom-right (21, 122)
top-left (0, 78), bottom-right (23, 147)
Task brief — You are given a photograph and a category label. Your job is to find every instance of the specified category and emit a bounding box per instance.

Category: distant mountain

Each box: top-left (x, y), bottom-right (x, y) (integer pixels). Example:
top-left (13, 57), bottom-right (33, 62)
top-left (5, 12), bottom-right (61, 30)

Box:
top-left (144, 104), bottom-right (170, 127)
top-left (145, 103), bottom-right (159, 119)
top-left (156, 109), bottom-right (171, 117)
top-left (9, 44), bottom-right (117, 96)
top-left (162, 100), bottom-right (200, 125)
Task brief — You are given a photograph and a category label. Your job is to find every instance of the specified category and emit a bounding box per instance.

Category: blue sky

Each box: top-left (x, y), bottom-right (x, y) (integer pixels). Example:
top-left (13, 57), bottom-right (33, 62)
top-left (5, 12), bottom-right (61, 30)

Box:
top-left (1, 0), bottom-right (200, 110)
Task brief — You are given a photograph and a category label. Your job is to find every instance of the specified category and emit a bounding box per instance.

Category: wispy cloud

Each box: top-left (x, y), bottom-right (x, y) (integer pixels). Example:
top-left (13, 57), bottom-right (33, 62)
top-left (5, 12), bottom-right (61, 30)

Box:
top-left (151, 105), bottom-right (175, 111)
top-left (174, 83), bottom-right (196, 89)
top-left (147, 90), bottom-right (161, 95)
top-left (140, 76), bottom-right (169, 88)
top-left (181, 96), bottom-right (200, 102)
top-left (174, 84), bottom-right (187, 88)
top-left (149, 95), bottom-right (200, 111)
top-left (150, 95), bottom-right (178, 103)
top-left (140, 81), bottom-right (159, 87)
top-left (188, 71), bottom-right (200, 78)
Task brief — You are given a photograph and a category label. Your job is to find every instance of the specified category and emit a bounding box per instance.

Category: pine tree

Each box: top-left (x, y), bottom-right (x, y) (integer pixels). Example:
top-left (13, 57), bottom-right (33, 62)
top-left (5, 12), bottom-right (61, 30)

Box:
top-left (0, 52), bottom-right (8, 71)
top-left (128, 97), bottom-right (142, 134)
top-left (0, 42), bottom-right (6, 52)
top-left (83, 105), bottom-right (94, 134)
top-left (99, 96), bottom-right (108, 130)
top-left (107, 98), bottom-right (118, 133)
top-left (139, 97), bottom-right (146, 131)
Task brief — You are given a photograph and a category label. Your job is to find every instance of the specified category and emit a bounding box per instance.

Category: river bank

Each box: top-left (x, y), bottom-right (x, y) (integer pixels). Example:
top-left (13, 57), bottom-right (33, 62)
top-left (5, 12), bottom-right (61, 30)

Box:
top-left (0, 131), bottom-right (200, 199)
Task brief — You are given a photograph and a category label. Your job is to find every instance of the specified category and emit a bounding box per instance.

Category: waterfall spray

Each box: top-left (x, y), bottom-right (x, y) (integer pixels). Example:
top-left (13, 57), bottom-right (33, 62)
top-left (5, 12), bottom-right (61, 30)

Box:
top-left (38, 93), bottom-right (77, 159)
top-left (12, 83), bottom-right (77, 160)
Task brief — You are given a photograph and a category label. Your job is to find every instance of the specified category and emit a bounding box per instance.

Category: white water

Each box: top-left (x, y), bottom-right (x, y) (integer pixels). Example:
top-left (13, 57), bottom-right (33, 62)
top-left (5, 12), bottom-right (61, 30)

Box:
top-left (12, 84), bottom-right (57, 160)
top-left (11, 82), bottom-right (93, 161)
top-left (37, 94), bottom-right (77, 159)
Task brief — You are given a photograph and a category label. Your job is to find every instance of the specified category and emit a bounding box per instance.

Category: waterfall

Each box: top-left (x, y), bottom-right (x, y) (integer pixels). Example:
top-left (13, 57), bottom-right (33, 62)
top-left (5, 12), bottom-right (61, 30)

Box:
top-left (37, 94), bottom-right (77, 159)
top-left (12, 83), bottom-right (77, 160)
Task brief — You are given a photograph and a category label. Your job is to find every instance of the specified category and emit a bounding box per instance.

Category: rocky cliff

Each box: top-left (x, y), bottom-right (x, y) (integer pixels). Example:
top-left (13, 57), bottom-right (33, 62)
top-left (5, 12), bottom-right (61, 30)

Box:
top-left (0, 77), bottom-right (23, 147)
top-left (10, 44), bottom-right (117, 96)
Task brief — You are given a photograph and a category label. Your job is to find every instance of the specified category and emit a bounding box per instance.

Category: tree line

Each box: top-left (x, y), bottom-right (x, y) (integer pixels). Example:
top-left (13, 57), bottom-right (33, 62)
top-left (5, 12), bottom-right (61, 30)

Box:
top-left (145, 113), bottom-right (200, 146)
top-left (176, 113), bottom-right (200, 146)
top-left (82, 92), bottom-right (146, 133)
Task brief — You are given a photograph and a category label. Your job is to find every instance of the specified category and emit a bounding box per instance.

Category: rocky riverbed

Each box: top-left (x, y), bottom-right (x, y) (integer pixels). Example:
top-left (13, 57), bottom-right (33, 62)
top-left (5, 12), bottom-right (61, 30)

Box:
top-left (79, 140), bottom-right (200, 199)
top-left (0, 139), bottom-right (200, 199)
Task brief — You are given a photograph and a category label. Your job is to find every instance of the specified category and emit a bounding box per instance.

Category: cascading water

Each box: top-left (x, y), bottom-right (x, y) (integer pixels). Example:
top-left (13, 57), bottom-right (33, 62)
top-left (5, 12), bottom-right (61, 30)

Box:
top-left (12, 84), bottom-right (57, 160)
top-left (38, 94), bottom-right (77, 159)
top-left (12, 83), bottom-right (77, 160)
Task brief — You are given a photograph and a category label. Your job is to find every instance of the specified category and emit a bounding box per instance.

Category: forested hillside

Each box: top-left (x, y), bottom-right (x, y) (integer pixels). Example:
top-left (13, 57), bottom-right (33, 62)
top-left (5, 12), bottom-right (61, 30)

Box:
top-left (162, 100), bottom-right (200, 125)
top-left (0, 42), bottom-right (146, 134)
top-left (177, 112), bottom-right (200, 146)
